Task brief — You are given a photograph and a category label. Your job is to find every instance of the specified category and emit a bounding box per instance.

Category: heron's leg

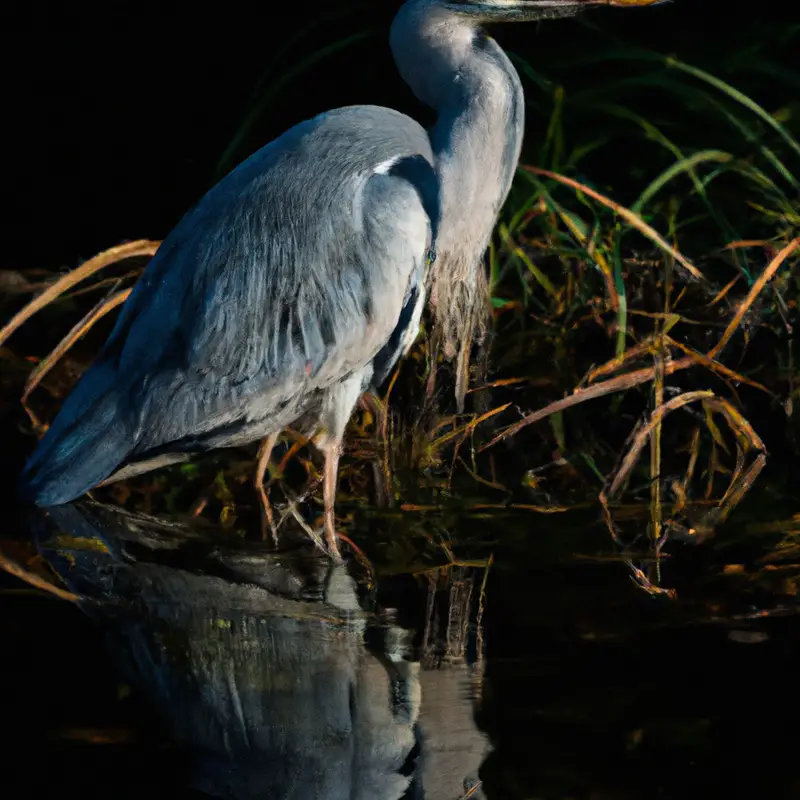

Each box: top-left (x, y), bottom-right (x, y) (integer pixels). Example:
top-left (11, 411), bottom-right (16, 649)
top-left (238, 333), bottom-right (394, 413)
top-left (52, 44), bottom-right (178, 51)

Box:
top-left (254, 431), bottom-right (280, 543)
top-left (315, 371), bottom-right (365, 560)
top-left (321, 440), bottom-right (342, 561)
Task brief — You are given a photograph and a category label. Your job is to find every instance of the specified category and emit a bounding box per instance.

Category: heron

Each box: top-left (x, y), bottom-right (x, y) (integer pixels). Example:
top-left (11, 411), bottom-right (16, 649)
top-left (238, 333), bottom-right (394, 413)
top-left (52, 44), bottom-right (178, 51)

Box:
top-left (19, 0), bottom-right (662, 559)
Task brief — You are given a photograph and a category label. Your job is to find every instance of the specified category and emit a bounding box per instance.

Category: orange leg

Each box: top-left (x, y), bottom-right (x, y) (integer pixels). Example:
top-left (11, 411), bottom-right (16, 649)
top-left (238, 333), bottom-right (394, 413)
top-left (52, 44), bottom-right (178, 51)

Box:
top-left (254, 431), bottom-right (280, 543)
top-left (321, 440), bottom-right (342, 560)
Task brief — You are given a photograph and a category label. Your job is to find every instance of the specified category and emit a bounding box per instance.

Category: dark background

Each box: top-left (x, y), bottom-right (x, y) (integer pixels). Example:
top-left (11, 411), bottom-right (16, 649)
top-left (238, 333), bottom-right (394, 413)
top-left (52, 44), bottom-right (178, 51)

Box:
top-left (2, 0), bottom-right (795, 273)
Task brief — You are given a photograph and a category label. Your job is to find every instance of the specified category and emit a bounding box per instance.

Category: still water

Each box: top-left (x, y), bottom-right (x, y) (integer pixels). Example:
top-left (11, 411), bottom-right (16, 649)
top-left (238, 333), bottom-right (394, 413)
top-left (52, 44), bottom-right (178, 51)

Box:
top-left (4, 498), bottom-right (800, 799)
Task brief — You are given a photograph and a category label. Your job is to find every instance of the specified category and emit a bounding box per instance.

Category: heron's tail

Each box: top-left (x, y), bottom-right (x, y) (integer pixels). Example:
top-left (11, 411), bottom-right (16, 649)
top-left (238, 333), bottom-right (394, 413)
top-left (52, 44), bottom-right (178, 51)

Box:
top-left (18, 360), bottom-right (137, 507)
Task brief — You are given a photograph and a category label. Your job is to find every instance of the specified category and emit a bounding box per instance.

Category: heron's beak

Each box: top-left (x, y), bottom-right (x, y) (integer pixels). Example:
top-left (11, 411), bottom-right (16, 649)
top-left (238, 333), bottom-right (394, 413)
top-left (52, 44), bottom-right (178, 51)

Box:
top-left (589, 0), bottom-right (667, 5)
top-left (579, 0), bottom-right (667, 6)
top-left (443, 0), bottom-right (666, 23)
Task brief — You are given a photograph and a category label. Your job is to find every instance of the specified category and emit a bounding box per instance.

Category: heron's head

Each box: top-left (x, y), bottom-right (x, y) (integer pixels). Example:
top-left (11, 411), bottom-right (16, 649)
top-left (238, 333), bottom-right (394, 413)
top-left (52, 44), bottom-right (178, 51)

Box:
top-left (392, 0), bottom-right (666, 105)
top-left (438, 0), bottom-right (666, 23)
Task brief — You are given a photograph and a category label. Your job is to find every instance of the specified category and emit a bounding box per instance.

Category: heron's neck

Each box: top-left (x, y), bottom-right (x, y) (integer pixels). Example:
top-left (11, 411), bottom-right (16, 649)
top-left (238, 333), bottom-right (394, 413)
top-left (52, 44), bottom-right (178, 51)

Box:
top-left (391, 5), bottom-right (525, 265)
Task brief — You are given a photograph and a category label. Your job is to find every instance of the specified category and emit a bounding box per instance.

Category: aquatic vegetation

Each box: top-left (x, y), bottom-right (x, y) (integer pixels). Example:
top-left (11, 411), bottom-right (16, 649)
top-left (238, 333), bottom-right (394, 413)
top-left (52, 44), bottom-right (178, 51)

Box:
top-left (1, 29), bottom-right (798, 599)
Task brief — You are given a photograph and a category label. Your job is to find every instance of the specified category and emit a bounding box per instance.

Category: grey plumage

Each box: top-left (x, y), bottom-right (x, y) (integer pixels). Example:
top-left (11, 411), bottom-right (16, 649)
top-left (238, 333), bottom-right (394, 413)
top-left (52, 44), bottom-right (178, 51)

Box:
top-left (19, 0), bottom-right (662, 556)
top-left (23, 108), bottom-right (433, 509)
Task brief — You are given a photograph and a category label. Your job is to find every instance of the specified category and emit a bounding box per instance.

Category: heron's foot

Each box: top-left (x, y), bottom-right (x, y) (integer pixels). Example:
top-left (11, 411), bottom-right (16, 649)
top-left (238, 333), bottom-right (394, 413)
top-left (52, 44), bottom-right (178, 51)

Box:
top-left (323, 507), bottom-right (342, 561)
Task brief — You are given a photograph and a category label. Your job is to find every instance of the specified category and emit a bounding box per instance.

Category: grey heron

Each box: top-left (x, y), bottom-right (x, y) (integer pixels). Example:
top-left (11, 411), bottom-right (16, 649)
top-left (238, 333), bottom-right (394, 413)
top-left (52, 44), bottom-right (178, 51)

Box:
top-left (19, 0), bottom-right (663, 559)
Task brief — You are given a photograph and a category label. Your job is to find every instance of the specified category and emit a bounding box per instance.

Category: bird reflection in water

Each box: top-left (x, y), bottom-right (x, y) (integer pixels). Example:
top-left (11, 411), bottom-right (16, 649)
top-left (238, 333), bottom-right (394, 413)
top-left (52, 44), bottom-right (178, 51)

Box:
top-left (31, 502), bottom-right (488, 799)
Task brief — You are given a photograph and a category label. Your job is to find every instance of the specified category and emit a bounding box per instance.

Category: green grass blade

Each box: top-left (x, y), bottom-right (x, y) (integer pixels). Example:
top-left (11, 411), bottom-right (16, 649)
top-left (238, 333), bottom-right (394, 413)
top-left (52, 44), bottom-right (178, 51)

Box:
top-left (631, 150), bottom-right (733, 214)
top-left (564, 138), bottom-right (609, 169)
top-left (539, 85), bottom-right (566, 169)
top-left (612, 228), bottom-right (627, 359)
top-left (507, 52), bottom-right (553, 92)
top-left (498, 226), bottom-right (559, 300)
top-left (665, 55), bottom-right (800, 162)
top-left (595, 104), bottom-right (745, 258)
top-left (702, 95), bottom-right (800, 191)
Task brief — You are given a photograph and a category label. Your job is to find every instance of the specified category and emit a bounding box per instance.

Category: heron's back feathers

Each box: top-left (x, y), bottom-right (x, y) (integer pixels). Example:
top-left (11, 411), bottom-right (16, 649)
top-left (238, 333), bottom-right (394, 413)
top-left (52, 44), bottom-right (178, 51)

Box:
top-left (21, 106), bottom-right (438, 505)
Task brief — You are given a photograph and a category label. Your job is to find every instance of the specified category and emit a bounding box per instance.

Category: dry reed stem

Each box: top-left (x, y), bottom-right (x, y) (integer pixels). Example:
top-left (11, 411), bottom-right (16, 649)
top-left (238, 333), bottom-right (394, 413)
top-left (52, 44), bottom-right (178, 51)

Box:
top-left (447, 429), bottom-right (471, 490)
top-left (399, 501), bottom-right (577, 514)
top-left (650, 335), bottom-right (666, 547)
top-left (599, 494), bottom-right (624, 546)
top-left (695, 452), bottom-right (767, 532)
top-left (672, 426), bottom-right (702, 517)
top-left (600, 391), bottom-right (766, 558)
top-left (480, 356), bottom-right (694, 451)
top-left (334, 531), bottom-right (375, 578)
top-left (271, 438), bottom-right (305, 484)
top-left (627, 309), bottom-right (705, 327)
top-left (466, 376), bottom-right (530, 394)
top-left (381, 365), bottom-right (402, 492)
top-left (456, 456), bottom-right (512, 493)
top-left (666, 337), bottom-right (774, 397)
top-left (479, 287), bottom-right (776, 453)
top-left (719, 452), bottom-right (767, 517)
top-left (55, 728), bottom-right (137, 745)
top-left (726, 444), bottom-right (747, 506)
top-left (521, 165), bottom-right (705, 282)
top-left (722, 240), bottom-right (772, 251)
top-left (627, 562), bottom-right (676, 598)
top-left (431, 402), bottom-right (511, 450)
top-left (707, 273), bottom-right (742, 308)
top-left (0, 240), bottom-right (159, 349)
top-left (708, 237), bottom-right (800, 359)
top-left (702, 395), bottom-right (765, 451)
top-left (473, 552), bottom-right (493, 686)
top-left (0, 550), bottom-right (80, 603)
top-left (286, 503), bottom-right (326, 552)
top-left (584, 337), bottom-right (659, 383)
top-left (606, 391), bottom-right (715, 499)
top-left (22, 287), bottom-right (132, 408)
top-left (457, 782), bottom-right (484, 800)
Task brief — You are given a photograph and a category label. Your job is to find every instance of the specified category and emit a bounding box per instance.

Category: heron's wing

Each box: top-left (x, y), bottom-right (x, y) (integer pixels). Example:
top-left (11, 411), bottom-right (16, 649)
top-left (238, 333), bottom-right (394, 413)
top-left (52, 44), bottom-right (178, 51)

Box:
top-left (20, 106), bottom-right (437, 505)
top-left (104, 106), bottom-right (437, 451)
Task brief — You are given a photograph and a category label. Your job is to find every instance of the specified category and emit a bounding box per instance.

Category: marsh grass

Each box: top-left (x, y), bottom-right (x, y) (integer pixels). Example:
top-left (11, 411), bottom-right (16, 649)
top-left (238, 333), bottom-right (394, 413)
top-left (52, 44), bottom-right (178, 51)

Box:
top-left (1, 32), bottom-right (799, 598)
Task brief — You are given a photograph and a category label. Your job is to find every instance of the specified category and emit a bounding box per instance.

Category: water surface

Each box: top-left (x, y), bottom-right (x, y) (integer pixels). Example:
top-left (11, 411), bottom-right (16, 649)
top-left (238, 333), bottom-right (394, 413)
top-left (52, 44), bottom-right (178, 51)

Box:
top-left (4, 496), bottom-right (800, 799)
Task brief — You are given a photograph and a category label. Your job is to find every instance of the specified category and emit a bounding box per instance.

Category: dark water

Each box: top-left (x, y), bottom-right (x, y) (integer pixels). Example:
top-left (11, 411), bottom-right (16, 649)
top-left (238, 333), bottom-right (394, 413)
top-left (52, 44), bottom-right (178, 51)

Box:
top-left (4, 496), bottom-right (800, 799)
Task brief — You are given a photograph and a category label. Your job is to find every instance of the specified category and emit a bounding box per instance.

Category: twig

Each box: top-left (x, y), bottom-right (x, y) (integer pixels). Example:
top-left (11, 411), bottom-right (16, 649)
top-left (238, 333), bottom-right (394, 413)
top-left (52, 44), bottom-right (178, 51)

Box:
top-left (667, 336), bottom-right (774, 397)
top-left (286, 503), bottom-right (326, 553)
top-left (474, 553), bottom-right (493, 675)
top-left (381, 366), bottom-right (401, 493)
top-left (0, 550), bottom-right (80, 603)
top-left (521, 165), bottom-right (705, 282)
top-left (708, 237), bottom-right (800, 359)
top-left (457, 782), bottom-right (484, 800)
top-left (432, 402), bottom-right (511, 450)
top-left (0, 240), bottom-right (159, 348)
top-left (606, 391), bottom-right (715, 500)
top-left (480, 357), bottom-right (694, 451)
top-left (22, 287), bottom-right (132, 407)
